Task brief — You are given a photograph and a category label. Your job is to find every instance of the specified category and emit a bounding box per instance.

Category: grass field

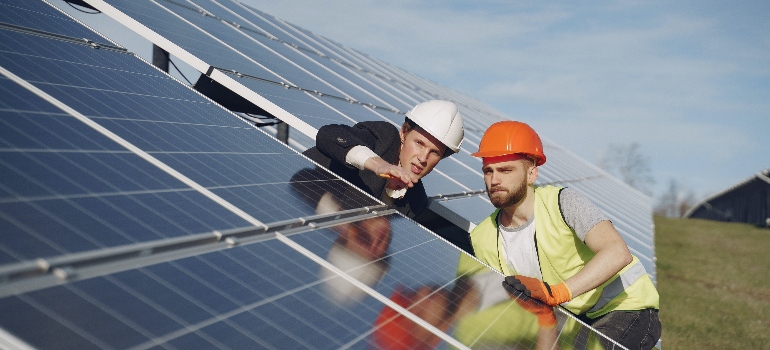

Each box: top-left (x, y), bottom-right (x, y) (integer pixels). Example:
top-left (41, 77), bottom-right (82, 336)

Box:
top-left (655, 216), bottom-right (770, 349)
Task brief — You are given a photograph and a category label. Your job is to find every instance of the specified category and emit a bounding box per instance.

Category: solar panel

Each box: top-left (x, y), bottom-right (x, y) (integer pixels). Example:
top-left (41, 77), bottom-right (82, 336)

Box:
top-left (0, 1), bottom-right (644, 348)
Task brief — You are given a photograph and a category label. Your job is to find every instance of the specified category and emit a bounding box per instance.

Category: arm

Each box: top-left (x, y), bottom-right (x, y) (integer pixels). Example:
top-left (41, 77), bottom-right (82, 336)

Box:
top-left (316, 122), bottom-right (414, 188)
top-left (362, 156), bottom-right (415, 189)
top-left (315, 122), bottom-right (397, 164)
top-left (503, 189), bottom-right (633, 306)
top-left (564, 220), bottom-right (633, 297)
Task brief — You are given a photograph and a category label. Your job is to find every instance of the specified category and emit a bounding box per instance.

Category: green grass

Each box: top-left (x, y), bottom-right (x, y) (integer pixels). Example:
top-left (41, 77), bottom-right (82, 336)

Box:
top-left (655, 216), bottom-right (770, 349)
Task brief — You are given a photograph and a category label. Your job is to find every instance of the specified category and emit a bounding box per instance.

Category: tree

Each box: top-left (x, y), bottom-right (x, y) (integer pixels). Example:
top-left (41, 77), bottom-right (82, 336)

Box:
top-left (655, 178), bottom-right (696, 217)
top-left (599, 142), bottom-right (655, 196)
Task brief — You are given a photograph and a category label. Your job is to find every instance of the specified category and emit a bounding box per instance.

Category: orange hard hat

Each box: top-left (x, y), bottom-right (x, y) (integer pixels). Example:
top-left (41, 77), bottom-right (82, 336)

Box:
top-left (471, 120), bottom-right (546, 165)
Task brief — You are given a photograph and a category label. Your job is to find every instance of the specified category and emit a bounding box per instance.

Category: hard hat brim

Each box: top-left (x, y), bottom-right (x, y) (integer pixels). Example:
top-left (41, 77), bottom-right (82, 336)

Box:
top-left (470, 150), bottom-right (545, 166)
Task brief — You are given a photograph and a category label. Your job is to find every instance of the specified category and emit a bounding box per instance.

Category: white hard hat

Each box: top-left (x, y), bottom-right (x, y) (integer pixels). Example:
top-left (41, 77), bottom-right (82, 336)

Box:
top-left (405, 100), bottom-right (464, 154)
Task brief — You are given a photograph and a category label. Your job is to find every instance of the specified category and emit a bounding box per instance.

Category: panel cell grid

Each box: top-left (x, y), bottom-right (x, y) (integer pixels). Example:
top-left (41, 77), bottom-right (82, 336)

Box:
top-left (0, 76), bottom-right (249, 264)
top-left (0, 239), bottom-right (397, 349)
top-left (0, 0), bottom-right (114, 47)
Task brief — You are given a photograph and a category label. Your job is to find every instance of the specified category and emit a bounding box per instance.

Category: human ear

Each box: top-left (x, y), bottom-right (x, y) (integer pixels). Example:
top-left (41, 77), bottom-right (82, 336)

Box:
top-left (527, 165), bottom-right (539, 185)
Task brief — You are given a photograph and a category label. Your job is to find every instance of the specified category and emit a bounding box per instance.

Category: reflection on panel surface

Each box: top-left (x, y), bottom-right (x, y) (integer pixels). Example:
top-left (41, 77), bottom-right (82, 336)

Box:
top-left (289, 215), bottom-right (617, 349)
top-left (0, 240), bottom-right (393, 349)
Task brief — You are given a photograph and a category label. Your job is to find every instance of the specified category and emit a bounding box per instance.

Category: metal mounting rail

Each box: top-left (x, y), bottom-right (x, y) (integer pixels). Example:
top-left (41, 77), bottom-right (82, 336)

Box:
top-left (0, 205), bottom-right (394, 298)
top-left (211, 66), bottom-right (402, 114)
top-left (428, 189), bottom-right (487, 202)
top-left (0, 21), bottom-right (127, 52)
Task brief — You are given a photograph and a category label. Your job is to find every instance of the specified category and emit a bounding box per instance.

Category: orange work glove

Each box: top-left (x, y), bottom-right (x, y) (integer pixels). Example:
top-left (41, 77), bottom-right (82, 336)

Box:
top-left (514, 297), bottom-right (557, 328)
top-left (503, 275), bottom-right (572, 306)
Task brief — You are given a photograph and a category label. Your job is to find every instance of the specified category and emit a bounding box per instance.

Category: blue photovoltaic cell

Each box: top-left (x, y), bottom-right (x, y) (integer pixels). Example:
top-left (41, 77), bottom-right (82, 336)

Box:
top-left (227, 75), bottom-right (368, 127)
top-left (0, 75), bottom-right (249, 264)
top-left (0, 0), bottom-right (114, 47)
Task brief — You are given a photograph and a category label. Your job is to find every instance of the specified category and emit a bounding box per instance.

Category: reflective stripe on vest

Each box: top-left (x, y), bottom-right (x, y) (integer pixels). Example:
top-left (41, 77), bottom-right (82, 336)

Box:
top-left (586, 262), bottom-right (647, 314)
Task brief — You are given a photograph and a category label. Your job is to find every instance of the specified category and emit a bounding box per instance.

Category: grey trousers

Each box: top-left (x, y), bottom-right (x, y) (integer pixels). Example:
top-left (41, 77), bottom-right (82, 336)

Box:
top-left (580, 308), bottom-right (662, 350)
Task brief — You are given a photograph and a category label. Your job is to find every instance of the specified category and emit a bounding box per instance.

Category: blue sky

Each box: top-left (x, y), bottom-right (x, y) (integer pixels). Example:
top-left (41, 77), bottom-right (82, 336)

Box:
top-left (61, 0), bottom-right (769, 204)
top-left (242, 0), bottom-right (769, 203)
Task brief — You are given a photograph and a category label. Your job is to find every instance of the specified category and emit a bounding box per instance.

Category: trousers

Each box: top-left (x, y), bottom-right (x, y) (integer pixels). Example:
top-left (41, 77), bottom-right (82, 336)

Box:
top-left (579, 308), bottom-right (661, 350)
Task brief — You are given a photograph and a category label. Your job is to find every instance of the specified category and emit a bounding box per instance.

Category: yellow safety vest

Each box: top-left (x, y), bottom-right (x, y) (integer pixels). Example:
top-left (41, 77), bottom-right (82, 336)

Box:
top-left (469, 185), bottom-right (659, 318)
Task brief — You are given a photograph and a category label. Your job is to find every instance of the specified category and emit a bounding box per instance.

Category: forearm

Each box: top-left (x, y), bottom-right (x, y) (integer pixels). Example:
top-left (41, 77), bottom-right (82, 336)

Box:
top-left (316, 121), bottom-right (397, 164)
top-left (362, 154), bottom-right (391, 173)
top-left (564, 241), bottom-right (632, 297)
top-left (315, 124), bottom-right (368, 163)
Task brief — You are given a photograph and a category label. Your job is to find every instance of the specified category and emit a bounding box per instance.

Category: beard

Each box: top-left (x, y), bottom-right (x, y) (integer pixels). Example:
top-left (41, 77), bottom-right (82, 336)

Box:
top-left (488, 181), bottom-right (528, 208)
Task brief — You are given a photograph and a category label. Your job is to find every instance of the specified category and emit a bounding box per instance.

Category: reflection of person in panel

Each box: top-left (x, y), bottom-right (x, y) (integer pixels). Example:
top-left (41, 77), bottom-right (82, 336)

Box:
top-left (372, 285), bottom-right (453, 350)
top-left (319, 216), bottom-right (392, 306)
top-left (301, 100), bottom-right (464, 219)
top-left (372, 254), bottom-right (560, 350)
top-left (289, 166), bottom-right (393, 306)
top-left (451, 254), bottom-right (561, 350)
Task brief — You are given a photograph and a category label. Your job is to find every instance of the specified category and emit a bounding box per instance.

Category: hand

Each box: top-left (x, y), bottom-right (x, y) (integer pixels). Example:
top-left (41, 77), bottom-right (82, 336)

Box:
top-left (503, 275), bottom-right (572, 307)
top-left (374, 163), bottom-right (416, 190)
top-left (514, 296), bottom-right (557, 328)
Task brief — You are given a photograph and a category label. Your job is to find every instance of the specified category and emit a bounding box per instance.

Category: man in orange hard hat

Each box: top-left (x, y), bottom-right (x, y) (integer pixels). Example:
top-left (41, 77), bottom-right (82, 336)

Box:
top-left (468, 121), bottom-right (661, 350)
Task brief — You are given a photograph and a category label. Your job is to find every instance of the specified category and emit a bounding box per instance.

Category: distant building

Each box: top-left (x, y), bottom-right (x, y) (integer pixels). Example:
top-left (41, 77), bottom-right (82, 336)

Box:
top-left (685, 169), bottom-right (770, 226)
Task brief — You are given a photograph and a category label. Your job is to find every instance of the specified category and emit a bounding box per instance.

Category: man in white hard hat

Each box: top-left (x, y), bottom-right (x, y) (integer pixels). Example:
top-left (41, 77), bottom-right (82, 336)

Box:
top-left (300, 100), bottom-right (464, 219)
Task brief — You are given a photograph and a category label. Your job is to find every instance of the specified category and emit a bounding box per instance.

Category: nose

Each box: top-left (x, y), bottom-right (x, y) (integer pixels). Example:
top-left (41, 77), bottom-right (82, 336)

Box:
top-left (488, 171), bottom-right (501, 186)
top-left (417, 148), bottom-right (430, 164)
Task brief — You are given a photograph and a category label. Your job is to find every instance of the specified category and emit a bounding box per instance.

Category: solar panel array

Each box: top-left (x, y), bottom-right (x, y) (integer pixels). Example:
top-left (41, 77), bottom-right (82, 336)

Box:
top-left (0, 1), bottom-right (626, 349)
top-left (76, 0), bottom-right (657, 278)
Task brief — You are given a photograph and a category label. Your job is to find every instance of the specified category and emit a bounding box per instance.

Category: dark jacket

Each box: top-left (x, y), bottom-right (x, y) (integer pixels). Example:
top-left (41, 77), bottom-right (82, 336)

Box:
top-left (301, 121), bottom-right (429, 219)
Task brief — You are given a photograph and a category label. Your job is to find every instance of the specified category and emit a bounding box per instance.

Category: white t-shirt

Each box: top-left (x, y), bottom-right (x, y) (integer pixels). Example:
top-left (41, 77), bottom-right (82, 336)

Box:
top-left (499, 215), bottom-right (541, 279)
top-left (498, 187), bottom-right (608, 278)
